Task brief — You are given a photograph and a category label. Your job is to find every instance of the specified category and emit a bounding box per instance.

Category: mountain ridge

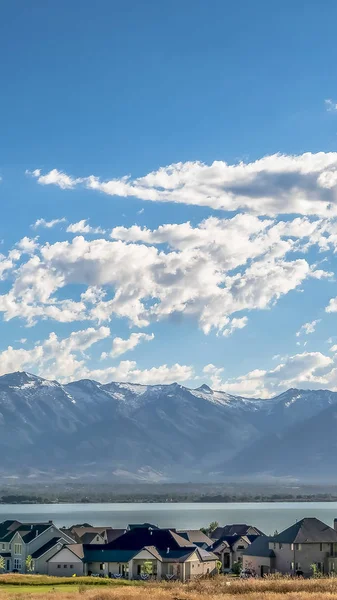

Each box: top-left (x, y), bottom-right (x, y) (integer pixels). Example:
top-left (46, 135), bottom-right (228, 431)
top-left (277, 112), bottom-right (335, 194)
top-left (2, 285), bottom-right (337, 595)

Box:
top-left (1, 371), bottom-right (336, 482)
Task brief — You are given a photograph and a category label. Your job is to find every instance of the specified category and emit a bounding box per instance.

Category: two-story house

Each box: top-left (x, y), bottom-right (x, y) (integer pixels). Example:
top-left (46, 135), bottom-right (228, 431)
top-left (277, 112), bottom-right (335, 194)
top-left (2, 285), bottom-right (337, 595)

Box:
top-left (242, 517), bottom-right (337, 577)
top-left (0, 520), bottom-right (74, 574)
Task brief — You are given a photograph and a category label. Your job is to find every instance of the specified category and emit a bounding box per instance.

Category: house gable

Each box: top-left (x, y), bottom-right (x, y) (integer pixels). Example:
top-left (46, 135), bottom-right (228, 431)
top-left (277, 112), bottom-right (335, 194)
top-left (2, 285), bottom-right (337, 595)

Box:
top-left (48, 547), bottom-right (83, 564)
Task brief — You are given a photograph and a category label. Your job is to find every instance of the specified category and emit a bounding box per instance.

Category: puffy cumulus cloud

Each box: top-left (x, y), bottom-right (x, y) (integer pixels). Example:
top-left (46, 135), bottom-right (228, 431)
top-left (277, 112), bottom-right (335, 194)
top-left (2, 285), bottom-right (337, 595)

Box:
top-left (0, 212), bottom-right (332, 334)
top-left (296, 319), bottom-right (321, 337)
top-left (0, 249), bottom-right (21, 280)
top-left (17, 237), bottom-right (39, 254)
top-left (87, 361), bottom-right (194, 385)
top-left (0, 327), bottom-right (192, 385)
top-left (0, 326), bottom-right (110, 381)
top-left (32, 218), bottom-right (66, 229)
top-left (26, 152), bottom-right (337, 217)
top-left (205, 352), bottom-right (335, 398)
top-left (102, 332), bottom-right (155, 359)
top-left (66, 220), bottom-right (106, 235)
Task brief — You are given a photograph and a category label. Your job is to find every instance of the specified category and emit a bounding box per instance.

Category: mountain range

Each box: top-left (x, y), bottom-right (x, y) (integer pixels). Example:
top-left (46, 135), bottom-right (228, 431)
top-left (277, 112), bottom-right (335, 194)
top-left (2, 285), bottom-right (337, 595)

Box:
top-left (1, 371), bottom-right (337, 482)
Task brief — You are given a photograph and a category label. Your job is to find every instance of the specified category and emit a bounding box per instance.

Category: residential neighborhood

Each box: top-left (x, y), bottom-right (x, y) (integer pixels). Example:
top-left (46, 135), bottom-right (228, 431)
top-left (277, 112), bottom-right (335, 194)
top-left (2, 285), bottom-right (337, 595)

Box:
top-left (0, 517), bottom-right (337, 580)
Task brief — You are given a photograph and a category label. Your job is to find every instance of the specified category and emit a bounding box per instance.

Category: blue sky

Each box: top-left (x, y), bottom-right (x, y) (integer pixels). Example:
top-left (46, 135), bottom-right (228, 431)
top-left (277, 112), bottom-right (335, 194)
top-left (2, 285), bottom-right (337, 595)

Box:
top-left (2, 0), bottom-right (337, 396)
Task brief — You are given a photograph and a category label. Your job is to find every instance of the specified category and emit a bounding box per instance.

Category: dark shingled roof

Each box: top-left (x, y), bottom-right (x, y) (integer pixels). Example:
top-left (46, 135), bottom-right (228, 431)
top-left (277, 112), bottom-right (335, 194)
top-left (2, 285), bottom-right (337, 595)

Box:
top-left (212, 524), bottom-right (264, 539)
top-left (105, 527), bottom-right (194, 552)
top-left (242, 536), bottom-right (275, 558)
top-left (128, 523), bottom-right (159, 530)
top-left (18, 523), bottom-right (52, 543)
top-left (31, 537), bottom-right (63, 559)
top-left (106, 529), bottom-right (126, 543)
top-left (273, 518), bottom-right (337, 544)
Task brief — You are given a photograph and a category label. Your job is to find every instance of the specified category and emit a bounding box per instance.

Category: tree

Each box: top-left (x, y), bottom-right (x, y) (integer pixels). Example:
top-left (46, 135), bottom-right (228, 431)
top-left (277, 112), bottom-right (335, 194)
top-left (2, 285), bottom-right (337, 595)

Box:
top-left (0, 556), bottom-right (5, 573)
top-left (311, 563), bottom-right (323, 578)
top-left (141, 561), bottom-right (153, 577)
top-left (208, 522), bottom-right (219, 536)
top-left (25, 555), bottom-right (34, 573)
top-left (216, 560), bottom-right (222, 574)
top-left (231, 561), bottom-right (243, 576)
top-left (200, 521), bottom-right (219, 537)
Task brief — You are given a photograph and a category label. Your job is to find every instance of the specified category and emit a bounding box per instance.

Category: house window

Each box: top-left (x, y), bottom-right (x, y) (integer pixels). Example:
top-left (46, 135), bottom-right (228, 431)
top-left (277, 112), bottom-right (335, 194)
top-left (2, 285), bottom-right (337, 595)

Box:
top-left (100, 563), bottom-right (105, 571)
top-left (296, 562), bottom-right (301, 570)
top-left (237, 545), bottom-right (245, 550)
top-left (168, 564), bottom-right (174, 575)
top-left (320, 543), bottom-right (323, 552)
top-left (14, 544), bottom-right (22, 555)
top-left (70, 565), bottom-right (73, 569)
top-left (64, 565), bottom-right (67, 568)
top-left (13, 559), bottom-right (21, 570)
top-left (273, 543), bottom-right (276, 550)
top-left (1, 544), bottom-right (5, 550)
top-left (57, 565), bottom-right (61, 569)
top-left (279, 543), bottom-right (283, 550)
top-left (295, 544), bottom-right (301, 551)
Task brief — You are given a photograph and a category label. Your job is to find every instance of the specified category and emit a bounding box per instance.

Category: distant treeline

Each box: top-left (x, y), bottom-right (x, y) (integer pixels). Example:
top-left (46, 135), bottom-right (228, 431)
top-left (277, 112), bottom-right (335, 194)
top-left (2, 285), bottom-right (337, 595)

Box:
top-left (2, 489), bottom-right (337, 504)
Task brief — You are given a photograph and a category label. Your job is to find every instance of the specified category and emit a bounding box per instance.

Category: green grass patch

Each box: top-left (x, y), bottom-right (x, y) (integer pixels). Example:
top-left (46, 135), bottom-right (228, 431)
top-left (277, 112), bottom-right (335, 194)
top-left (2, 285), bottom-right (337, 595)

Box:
top-left (0, 574), bottom-right (141, 587)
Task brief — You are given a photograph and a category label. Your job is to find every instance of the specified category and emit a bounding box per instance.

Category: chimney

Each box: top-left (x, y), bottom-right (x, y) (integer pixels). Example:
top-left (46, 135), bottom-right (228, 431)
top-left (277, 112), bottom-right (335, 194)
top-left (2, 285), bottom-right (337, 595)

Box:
top-left (166, 547), bottom-right (170, 554)
top-left (334, 519), bottom-right (337, 532)
top-left (35, 530), bottom-right (39, 537)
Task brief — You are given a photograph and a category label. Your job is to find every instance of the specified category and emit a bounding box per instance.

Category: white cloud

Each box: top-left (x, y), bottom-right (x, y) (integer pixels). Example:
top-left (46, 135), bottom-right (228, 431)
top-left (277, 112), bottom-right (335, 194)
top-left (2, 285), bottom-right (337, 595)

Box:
top-left (27, 152), bottom-right (337, 217)
top-left (26, 168), bottom-right (82, 189)
top-left (103, 332), bottom-right (155, 358)
top-left (208, 352), bottom-right (334, 398)
top-left (17, 237), bottom-right (39, 254)
top-left (222, 317), bottom-right (248, 337)
top-left (0, 212), bottom-right (331, 334)
top-left (32, 218), bottom-right (66, 229)
top-left (325, 99), bottom-right (337, 112)
top-left (0, 326), bottom-right (110, 381)
top-left (66, 220), bottom-right (106, 235)
top-left (296, 319), bottom-right (321, 337)
top-left (0, 327), bottom-right (192, 385)
top-left (326, 296), bottom-right (337, 312)
top-left (88, 361), bottom-right (194, 385)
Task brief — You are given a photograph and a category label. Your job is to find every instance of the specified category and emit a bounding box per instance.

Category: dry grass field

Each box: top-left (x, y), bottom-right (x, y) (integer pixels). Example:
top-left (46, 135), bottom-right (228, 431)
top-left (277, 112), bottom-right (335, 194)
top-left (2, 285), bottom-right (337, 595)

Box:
top-left (2, 576), bottom-right (337, 599)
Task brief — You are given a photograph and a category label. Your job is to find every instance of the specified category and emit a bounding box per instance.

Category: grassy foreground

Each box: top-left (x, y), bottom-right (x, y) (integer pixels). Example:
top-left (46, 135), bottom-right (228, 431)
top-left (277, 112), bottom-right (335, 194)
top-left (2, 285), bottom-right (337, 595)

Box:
top-left (2, 576), bottom-right (337, 599)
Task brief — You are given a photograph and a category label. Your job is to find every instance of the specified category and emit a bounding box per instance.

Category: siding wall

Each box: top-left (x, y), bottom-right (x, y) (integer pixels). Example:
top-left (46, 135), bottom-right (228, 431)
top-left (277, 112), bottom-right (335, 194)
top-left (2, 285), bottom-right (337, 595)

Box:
top-left (271, 542), bottom-right (333, 576)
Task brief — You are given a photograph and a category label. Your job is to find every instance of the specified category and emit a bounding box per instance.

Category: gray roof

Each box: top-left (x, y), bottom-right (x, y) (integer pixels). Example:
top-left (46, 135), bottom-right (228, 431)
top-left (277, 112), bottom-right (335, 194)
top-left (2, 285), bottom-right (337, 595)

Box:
top-left (242, 536), bottom-right (275, 558)
top-left (273, 518), bottom-right (337, 544)
top-left (106, 529), bottom-right (126, 543)
top-left (178, 530), bottom-right (214, 546)
top-left (212, 524), bottom-right (264, 539)
top-left (31, 537), bottom-right (63, 559)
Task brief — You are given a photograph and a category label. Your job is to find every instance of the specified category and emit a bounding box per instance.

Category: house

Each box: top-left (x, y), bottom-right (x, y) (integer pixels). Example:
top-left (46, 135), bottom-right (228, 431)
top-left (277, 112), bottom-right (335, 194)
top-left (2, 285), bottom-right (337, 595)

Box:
top-left (60, 526), bottom-right (114, 544)
top-left (0, 520), bottom-right (74, 574)
top-left (177, 530), bottom-right (214, 548)
top-left (243, 518), bottom-right (337, 577)
top-left (210, 534), bottom-right (260, 571)
top-left (212, 524), bottom-right (264, 540)
top-left (83, 526), bottom-right (218, 581)
top-left (47, 544), bottom-right (84, 577)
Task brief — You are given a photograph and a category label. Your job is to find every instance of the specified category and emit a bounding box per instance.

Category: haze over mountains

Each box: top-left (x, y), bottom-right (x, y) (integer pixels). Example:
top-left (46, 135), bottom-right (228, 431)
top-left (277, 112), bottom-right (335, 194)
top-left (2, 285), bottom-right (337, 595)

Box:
top-left (1, 371), bottom-right (337, 483)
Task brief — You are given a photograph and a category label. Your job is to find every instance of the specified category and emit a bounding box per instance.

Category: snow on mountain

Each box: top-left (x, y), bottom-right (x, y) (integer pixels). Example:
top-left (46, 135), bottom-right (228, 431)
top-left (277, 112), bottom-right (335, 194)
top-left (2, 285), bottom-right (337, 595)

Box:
top-left (1, 372), bottom-right (337, 481)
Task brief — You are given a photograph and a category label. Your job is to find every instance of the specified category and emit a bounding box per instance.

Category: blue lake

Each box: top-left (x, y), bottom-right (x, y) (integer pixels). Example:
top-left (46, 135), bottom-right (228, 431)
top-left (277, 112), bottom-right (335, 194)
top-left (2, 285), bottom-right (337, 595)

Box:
top-left (0, 502), bottom-right (337, 534)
